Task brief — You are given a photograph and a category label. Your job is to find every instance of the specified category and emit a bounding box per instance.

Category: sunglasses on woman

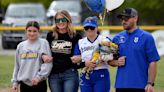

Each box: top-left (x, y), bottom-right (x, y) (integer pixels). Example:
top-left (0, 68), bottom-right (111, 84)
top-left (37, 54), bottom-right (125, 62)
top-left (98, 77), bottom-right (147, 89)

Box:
top-left (84, 26), bottom-right (96, 30)
top-left (55, 18), bottom-right (67, 23)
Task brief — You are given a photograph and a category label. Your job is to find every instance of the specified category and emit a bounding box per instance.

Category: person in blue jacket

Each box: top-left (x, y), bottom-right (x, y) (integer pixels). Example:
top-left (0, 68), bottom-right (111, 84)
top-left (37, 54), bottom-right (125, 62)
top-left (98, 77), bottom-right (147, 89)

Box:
top-left (112, 8), bottom-right (160, 92)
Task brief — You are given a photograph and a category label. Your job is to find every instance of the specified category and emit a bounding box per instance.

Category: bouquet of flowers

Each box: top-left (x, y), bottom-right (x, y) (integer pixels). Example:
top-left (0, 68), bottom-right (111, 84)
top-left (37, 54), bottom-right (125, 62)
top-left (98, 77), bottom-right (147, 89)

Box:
top-left (82, 38), bottom-right (119, 79)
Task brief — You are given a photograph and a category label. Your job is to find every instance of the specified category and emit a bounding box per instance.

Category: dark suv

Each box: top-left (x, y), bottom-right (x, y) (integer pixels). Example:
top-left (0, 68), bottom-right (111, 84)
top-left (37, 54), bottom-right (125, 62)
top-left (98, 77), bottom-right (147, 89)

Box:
top-left (0, 9), bottom-right (4, 23)
top-left (2, 3), bottom-right (48, 49)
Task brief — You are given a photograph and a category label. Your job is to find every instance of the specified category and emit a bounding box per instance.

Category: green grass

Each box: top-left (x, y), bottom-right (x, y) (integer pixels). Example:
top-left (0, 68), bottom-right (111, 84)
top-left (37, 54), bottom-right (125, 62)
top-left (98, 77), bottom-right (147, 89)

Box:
top-left (0, 55), bottom-right (14, 88)
top-left (0, 55), bottom-right (164, 91)
top-left (155, 56), bottom-right (164, 89)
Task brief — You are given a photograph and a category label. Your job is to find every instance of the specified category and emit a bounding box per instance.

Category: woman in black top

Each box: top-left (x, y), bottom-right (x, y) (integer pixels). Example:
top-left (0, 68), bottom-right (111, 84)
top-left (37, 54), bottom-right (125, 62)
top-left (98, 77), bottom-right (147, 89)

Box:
top-left (46, 10), bottom-right (84, 92)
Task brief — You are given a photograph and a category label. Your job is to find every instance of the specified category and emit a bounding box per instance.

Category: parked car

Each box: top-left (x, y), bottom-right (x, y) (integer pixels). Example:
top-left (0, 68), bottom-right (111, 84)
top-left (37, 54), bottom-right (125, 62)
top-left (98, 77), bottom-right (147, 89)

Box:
top-left (46, 0), bottom-right (82, 25)
top-left (0, 8), bottom-right (4, 23)
top-left (2, 3), bottom-right (48, 49)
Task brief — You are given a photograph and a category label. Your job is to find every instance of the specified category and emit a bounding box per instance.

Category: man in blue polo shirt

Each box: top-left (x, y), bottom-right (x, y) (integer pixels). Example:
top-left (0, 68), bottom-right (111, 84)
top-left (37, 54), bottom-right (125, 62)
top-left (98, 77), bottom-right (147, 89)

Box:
top-left (112, 8), bottom-right (160, 92)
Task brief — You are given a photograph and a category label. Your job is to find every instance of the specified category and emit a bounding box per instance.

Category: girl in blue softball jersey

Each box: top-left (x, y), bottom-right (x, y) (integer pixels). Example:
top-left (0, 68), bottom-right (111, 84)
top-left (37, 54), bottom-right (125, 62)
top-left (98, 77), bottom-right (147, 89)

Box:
top-left (72, 16), bottom-right (110, 92)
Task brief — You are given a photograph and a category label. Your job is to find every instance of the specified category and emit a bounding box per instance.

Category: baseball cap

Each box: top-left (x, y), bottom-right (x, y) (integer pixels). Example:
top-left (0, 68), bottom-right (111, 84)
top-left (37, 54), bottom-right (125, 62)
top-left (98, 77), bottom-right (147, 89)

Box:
top-left (117, 8), bottom-right (138, 18)
top-left (83, 16), bottom-right (98, 27)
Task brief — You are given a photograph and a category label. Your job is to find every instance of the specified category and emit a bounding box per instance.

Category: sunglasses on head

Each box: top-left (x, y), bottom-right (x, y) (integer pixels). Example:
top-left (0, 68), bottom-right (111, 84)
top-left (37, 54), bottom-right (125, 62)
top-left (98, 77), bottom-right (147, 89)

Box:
top-left (84, 26), bottom-right (96, 30)
top-left (55, 18), bottom-right (67, 23)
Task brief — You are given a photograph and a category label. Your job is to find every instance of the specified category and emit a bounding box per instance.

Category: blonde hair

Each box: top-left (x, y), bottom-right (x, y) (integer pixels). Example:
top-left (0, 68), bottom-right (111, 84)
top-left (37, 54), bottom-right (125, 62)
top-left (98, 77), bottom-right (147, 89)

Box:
top-left (52, 10), bottom-right (76, 39)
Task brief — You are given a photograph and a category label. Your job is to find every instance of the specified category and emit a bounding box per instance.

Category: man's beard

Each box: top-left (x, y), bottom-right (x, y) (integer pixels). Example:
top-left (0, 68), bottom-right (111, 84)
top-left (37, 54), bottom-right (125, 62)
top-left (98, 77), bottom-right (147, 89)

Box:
top-left (123, 23), bottom-right (133, 30)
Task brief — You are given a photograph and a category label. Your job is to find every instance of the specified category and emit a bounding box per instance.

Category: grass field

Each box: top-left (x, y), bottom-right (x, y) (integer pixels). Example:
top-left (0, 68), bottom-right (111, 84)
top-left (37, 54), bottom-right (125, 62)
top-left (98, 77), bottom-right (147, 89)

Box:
top-left (0, 55), bottom-right (14, 88)
top-left (0, 55), bottom-right (164, 92)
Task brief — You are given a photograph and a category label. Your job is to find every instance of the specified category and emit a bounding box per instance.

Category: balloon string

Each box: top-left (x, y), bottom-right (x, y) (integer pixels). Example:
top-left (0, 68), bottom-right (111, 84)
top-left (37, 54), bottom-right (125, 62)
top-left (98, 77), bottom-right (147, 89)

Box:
top-left (99, 9), bottom-right (107, 30)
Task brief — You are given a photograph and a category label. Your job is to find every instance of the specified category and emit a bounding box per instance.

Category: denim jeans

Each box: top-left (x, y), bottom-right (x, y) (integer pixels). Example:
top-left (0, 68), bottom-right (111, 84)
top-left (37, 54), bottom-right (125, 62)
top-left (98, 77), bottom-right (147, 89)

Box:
top-left (48, 68), bottom-right (79, 92)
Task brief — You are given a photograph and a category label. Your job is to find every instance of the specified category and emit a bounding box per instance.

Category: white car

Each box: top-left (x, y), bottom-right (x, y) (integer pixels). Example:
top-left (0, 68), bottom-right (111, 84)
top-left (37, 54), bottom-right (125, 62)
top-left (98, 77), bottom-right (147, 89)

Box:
top-left (46, 0), bottom-right (82, 25)
top-left (2, 3), bottom-right (48, 49)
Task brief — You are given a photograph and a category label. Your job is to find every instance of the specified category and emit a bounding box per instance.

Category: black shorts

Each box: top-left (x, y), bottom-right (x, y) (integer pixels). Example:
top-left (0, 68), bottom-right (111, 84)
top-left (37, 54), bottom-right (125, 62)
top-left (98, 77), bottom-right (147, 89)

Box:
top-left (20, 80), bottom-right (47, 92)
top-left (116, 88), bottom-right (145, 92)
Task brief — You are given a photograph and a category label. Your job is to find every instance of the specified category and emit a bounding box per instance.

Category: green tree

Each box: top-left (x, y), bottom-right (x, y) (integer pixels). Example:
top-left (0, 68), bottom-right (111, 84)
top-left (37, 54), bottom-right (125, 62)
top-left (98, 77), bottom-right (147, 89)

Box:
top-left (118, 0), bottom-right (164, 25)
top-left (1, 0), bottom-right (164, 25)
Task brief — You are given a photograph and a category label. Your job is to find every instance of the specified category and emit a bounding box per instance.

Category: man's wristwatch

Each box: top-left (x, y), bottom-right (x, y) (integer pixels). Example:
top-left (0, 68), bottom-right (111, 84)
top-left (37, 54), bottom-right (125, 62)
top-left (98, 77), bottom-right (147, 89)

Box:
top-left (147, 82), bottom-right (155, 86)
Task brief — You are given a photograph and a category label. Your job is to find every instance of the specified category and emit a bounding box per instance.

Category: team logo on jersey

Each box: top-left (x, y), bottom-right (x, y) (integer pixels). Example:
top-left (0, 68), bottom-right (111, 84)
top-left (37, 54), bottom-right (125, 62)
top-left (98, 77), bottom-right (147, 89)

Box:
top-left (119, 36), bottom-right (125, 43)
top-left (134, 37), bottom-right (139, 43)
top-left (81, 46), bottom-right (95, 53)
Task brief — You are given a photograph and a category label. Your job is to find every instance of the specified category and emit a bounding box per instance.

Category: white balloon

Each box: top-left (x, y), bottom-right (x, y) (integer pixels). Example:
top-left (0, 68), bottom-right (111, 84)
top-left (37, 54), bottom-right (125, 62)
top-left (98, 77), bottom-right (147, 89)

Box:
top-left (105, 0), bottom-right (125, 11)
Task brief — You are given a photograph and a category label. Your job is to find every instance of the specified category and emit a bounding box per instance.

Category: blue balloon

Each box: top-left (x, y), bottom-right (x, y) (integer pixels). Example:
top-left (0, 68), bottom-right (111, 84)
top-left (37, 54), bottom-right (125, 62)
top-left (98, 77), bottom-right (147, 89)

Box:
top-left (84, 0), bottom-right (105, 13)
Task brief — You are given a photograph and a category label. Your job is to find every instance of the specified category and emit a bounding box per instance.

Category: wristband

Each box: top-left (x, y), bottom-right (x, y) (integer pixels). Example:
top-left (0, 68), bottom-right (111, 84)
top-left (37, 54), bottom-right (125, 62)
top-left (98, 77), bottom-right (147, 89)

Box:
top-left (147, 82), bottom-right (155, 86)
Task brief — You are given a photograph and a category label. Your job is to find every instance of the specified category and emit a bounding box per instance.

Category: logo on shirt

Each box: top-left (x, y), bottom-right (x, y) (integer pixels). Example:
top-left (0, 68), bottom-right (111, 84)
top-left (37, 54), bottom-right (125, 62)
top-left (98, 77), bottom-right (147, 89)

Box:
top-left (119, 36), bottom-right (125, 43)
top-left (134, 37), bottom-right (139, 43)
top-left (81, 46), bottom-right (95, 53)
top-left (51, 40), bottom-right (72, 54)
top-left (20, 52), bottom-right (38, 59)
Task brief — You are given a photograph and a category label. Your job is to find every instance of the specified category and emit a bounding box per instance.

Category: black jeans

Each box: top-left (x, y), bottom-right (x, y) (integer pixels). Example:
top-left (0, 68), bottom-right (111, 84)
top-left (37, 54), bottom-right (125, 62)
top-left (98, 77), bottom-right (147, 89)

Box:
top-left (116, 88), bottom-right (145, 92)
top-left (20, 80), bottom-right (47, 92)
